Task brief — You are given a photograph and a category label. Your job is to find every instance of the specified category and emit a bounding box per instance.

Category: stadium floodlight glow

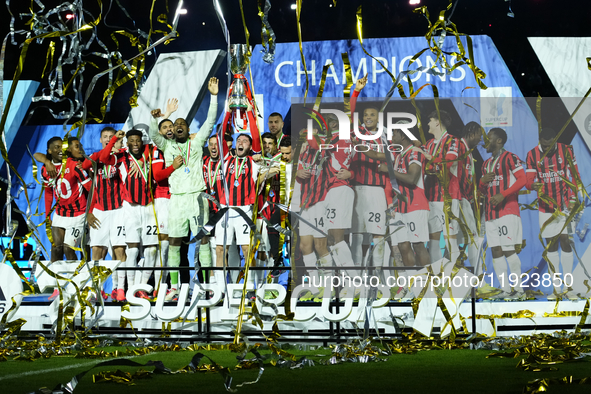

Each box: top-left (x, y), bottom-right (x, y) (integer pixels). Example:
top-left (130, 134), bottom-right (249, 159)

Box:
top-left (178, 8), bottom-right (187, 15)
top-left (172, 0), bottom-right (185, 29)
top-left (409, 0), bottom-right (421, 4)
top-left (65, 13), bottom-right (75, 19)
top-left (290, 4), bottom-right (297, 10)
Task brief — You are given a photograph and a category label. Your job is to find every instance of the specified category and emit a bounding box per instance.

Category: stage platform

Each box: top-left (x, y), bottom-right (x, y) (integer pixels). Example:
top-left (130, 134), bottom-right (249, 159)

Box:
top-left (9, 293), bottom-right (591, 342)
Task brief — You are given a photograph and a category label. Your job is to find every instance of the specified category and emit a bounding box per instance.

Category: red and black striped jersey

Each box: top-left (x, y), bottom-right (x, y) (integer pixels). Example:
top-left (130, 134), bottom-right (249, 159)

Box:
top-left (349, 126), bottom-right (387, 187)
top-left (99, 136), bottom-right (153, 205)
top-left (327, 136), bottom-right (356, 189)
top-left (392, 146), bottom-right (429, 213)
top-left (43, 158), bottom-right (91, 217)
top-left (222, 155), bottom-right (260, 207)
top-left (457, 138), bottom-right (476, 201)
top-left (481, 150), bottom-right (525, 221)
top-left (151, 147), bottom-right (170, 200)
top-left (120, 152), bottom-right (152, 205)
top-left (424, 132), bottom-right (460, 202)
top-left (88, 151), bottom-right (124, 211)
top-left (203, 155), bottom-right (224, 212)
top-left (297, 144), bottom-right (331, 209)
top-left (258, 170), bottom-right (280, 220)
top-left (526, 143), bottom-right (579, 213)
top-left (307, 133), bottom-right (356, 189)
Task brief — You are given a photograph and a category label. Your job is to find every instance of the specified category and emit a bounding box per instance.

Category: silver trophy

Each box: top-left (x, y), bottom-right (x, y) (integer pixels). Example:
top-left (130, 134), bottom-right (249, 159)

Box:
top-left (229, 44), bottom-right (251, 109)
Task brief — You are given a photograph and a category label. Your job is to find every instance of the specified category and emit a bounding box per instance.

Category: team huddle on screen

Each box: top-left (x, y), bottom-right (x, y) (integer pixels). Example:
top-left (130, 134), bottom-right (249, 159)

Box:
top-left (37, 76), bottom-right (582, 302)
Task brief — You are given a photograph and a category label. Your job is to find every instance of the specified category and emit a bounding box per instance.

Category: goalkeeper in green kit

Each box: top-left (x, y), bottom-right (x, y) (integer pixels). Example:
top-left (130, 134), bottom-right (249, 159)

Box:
top-left (149, 77), bottom-right (219, 301)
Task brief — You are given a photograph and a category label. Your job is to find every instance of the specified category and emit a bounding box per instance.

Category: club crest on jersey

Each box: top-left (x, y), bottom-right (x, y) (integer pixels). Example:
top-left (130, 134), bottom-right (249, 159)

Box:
top-left (99, 167), bottom-right (116, 179)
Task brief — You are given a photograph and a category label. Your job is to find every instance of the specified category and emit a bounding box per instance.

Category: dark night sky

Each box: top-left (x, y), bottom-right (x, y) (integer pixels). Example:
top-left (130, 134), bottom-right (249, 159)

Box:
top-left (1, 0), bottom-right (588, 126)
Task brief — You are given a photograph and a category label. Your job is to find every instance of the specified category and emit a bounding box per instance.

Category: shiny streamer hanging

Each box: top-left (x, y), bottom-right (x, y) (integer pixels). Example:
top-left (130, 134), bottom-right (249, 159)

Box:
top-left (234, 167), bottom-right (266, 344)
top-left (212, 0), bottom-right (232, 95)
top-left (211, 1), bottom-right (237, 308)
top-left (238, 0), bottom-right (252, 62)
top-left (257, 0), bottom-right (276, 63)
top-left (295, 0), bottom-right (309, 103)
top-left (531, 88), bottom-right (591, 292)
top-left (0, 0), bottom-right (183, 345)
top-left (413, 0), bottom-right (487, 90)
top-left (355, 3), bottom-right (492, 273)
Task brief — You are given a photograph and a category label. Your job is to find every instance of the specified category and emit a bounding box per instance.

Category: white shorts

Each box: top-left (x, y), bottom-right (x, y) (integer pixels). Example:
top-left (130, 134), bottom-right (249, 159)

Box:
top-left (300, 200), bottom-right (328, 238)
top-left (457, 198), bottom-right (478, 245)
top-left (401, 210), bottom-right (430, 243)
top-left (89, 207), bottom-right (126, 247)
top-left (215, 206), bottom-right (252, 246)
top-left (428, 200), bottom-right (459, 236)
top-left (122, 201), bottom-right (158, 246)
top-left (256, 218), bottom-right (271, 252)
top-left (539, 211), bottom-right (569, 239)
top-left (154, 198), bottom-right (170, 235)
top-left (486, 215), bottom-right (523, 250)
top-left (53, 213), bottom-right (86, 248)
top-left (388, 212), bottom-right (408, 244)
top-left (352, 185), bottom-right (387, 235)
top-left (325, 185), bottom-right (355, 230)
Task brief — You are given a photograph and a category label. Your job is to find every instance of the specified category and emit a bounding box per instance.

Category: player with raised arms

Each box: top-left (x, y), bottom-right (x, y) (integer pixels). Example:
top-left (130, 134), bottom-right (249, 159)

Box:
top-left (100, 130), bottom-right (166, 301)
top-left (149, 77), bottom-right (219, 301)
top-left (150, 99), bottom-right (184, 296)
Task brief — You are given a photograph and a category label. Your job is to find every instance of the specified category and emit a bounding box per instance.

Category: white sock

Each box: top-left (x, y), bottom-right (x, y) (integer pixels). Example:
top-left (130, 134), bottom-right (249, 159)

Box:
top-left (228, 244), bottom-right (240, 283)
top-left (546, 251), bottom-right (560, 292)
top-left (492, 257), bottom-right (510, 292)
top-left (317, 253), bottom-right (333, 285)
top-left (429, 239), bottom-right (442, 263)
top-left (506, 253), bottom-right (523, 292)
top-left (331, 240), bottom-right (355, 277)
top-left (209, 239), bottom-right (217, 267)
top-left (134, 258), bottom-right (144, 286)
top-left (141, 246), bottom-right (157, 284)
top-left (117, 269), bottom-right (126, 290)
top-left (246, 263), bottom-right (256, 288)
top-left (372, 238), bottom-right (386, 268)
top-left (214, 270), bottom-right (225, 286)
top-left (350, 233), bottom-right (364, 266)
top-left (467, 236), bottom-right (480, 272)
top-left (111, 265), bottom-right (118, 289)
top-left (156, 239), bottom-right (169, 284)
top-left (561, 251), bottom-right (574, 276)
top-left (448, 238), bottom-right (460, 264)
top-left (125, 247), bottom-right (139, 288)
top-left (561, 251), bottom-right (574, 291)
top-left (255, 258), bottom-right (265, 288)
top-left (303, 253), bottom-right (319, 286)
